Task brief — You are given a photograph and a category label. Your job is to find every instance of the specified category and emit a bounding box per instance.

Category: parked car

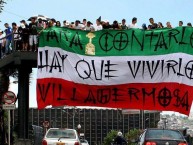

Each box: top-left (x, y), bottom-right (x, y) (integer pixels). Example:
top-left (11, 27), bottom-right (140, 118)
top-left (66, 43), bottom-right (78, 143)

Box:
top-left (80, 138), bottom-right (89, 145)
top-left (42, 128), bottom-right (81, 145)
top-left (29, 125), bottom-right (44, 145)
top-left (136, 128), bottom-right (188, 145)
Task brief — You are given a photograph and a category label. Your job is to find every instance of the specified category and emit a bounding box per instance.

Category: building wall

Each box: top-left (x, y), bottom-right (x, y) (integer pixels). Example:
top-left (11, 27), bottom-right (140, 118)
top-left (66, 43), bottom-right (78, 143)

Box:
top-left (14, 108), bottom-right (160, 145)
top-left (188, 112), bottom-right (193, 120)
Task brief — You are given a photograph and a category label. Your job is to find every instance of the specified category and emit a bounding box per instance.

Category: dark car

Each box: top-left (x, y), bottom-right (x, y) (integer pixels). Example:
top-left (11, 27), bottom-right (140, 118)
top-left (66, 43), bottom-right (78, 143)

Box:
top-left (136, 128), bottom-right (188, 145)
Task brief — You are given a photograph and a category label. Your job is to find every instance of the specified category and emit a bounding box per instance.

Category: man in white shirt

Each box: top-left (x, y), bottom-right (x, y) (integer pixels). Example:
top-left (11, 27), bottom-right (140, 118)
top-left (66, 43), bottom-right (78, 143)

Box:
top-left (128, 17), bottom-right (138, 29)
top-left (0, 30), bottom-right (5, 58)
top-left (82, 18), bottom-right (87, 26)
top-left (84, 21), bottom-right (95, 31)
top-left (73, 20), bottom-right (84, 30)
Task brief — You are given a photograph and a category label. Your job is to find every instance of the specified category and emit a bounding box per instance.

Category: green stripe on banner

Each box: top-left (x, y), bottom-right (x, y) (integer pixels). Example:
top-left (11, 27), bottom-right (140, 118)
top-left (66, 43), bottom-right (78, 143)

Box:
top-left (39, 26), bottom-right (193, 56)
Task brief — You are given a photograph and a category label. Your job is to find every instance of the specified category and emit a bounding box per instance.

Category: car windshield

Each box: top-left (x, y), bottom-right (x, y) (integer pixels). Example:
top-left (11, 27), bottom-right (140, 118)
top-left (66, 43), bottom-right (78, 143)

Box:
top-left (146, 129), bottom-right (184, 140)
top-left (46, 129), bottom-right (76, 139)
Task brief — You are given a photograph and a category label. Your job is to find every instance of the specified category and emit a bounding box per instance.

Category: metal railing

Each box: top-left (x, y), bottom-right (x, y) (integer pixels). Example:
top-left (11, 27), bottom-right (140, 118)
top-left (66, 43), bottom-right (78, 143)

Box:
top-left (0, 31), bottom-right (38, 58)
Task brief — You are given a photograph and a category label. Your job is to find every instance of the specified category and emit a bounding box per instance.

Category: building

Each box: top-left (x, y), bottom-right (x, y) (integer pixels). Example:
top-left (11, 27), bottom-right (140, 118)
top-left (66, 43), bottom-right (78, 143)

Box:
top-left (188, 112), bottom-right (193, 120)
top-left (14, 107), bottom-right (160, 145)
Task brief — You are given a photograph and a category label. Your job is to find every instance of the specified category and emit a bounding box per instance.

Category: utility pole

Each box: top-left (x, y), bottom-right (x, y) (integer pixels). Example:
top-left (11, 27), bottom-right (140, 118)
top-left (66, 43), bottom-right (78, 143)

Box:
top-left (141, 110), bottom-right (144, 130)
top-left (63, 106), bottom-right (76, 129)
top-left (73, 107), bottom-right (75, 129)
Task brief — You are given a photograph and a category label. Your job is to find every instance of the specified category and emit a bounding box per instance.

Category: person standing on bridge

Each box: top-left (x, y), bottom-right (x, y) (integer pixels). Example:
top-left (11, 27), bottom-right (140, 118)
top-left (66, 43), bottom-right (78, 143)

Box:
top-left (0, 30), bottom-right (5, 58)
top-left (4, 23), bottom-right (12, 55)
top-left (29, 17), bottom-right (38, 52)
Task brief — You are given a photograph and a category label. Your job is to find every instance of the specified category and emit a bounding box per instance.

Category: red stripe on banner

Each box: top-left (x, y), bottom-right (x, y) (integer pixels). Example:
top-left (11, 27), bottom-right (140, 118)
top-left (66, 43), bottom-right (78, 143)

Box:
top-left (36, 78), bottom-right (193, 115)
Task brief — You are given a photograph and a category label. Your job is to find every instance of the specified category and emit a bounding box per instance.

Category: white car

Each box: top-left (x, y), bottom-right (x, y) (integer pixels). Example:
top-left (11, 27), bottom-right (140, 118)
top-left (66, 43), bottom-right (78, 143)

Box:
top-left (42, 128), bottom-right (81, 145)
top-left (80, 138), bottom-right (89, 145)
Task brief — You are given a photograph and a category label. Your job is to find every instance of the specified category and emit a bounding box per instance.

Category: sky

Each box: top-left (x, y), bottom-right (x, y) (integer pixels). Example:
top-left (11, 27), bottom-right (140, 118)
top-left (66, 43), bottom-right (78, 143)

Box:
top-left (1, 0), bottom-right (193, 116)
top-left (1, 0), bottom-right (193, 28)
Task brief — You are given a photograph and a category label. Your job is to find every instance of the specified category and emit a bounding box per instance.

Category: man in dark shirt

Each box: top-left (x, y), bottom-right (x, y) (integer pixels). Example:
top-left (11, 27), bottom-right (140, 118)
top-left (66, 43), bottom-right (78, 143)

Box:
top-left (148, 18), bottom-right (158, 29)
top-left (179, 21), bottom-right (183, 27)
top-left (20, 20), bottom-right (29, 51)
top-left (121, 19), bottom-right (128, 30)
top-left (102, 20), bottom-right (112, 29)
top-left (114, 132), bottom-right (127, 145)
top-left (28, 17), bottom-right (38, 51)
top-left (20, 20), bottom-right (29, 28)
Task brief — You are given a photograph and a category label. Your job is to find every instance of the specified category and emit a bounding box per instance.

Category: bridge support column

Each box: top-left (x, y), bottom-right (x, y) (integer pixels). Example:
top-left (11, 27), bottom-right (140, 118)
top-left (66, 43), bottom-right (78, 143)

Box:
top-left (17, 67), bottom-right (32, 139)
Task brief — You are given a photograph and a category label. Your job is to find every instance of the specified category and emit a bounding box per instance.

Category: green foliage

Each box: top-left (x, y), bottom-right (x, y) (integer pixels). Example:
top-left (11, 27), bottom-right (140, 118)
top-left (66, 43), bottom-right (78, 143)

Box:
top-left (102, 130), bottom-right (118, 145)
top-left (125, 129), bottom-right (141, 145)
top-left (103, 129), bottom-right (142, 145)
top-left (0, 71), bottom-right (10, 145)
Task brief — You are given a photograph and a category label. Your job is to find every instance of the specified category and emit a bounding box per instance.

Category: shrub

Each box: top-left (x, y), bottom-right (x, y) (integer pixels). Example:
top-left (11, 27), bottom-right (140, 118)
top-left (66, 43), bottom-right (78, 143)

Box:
top-left (125, 129), bottom-right (141, 145)
top-left (103, 130), bottom-right (118, 145)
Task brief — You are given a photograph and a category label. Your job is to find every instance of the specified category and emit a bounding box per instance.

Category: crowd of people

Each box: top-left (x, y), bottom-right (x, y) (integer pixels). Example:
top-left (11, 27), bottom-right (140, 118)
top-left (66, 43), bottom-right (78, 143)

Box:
top-left (0, 16), bottom-right (192, 59)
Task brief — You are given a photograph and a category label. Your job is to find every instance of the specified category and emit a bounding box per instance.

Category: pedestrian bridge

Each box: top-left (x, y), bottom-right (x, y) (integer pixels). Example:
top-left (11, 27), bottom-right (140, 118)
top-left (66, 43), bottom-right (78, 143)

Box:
top-left (0, 51), bottom-right (37, 68)
top-left (0, 50), bottom-right (37, 142)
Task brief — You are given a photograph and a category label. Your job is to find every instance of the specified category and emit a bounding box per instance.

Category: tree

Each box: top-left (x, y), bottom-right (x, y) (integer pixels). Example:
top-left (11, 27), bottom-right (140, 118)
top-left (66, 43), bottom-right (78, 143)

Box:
top-left (125, 129), bottom-right (141, 145)
top-left (103, 130), bottom-right (118, 145)
top-left (0, 0), bottom-right (7, 13)
top-left (0, 70), bottom-right (10, 145)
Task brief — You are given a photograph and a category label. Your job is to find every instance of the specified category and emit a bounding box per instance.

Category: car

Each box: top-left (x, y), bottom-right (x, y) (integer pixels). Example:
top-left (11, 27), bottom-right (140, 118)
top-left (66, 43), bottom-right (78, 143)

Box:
top-left (136, 128), bottom-right (188, 145)
top-left (80, 138), bottom-right (89, 145)
top-left (42, 128), bottom-right (81, 145)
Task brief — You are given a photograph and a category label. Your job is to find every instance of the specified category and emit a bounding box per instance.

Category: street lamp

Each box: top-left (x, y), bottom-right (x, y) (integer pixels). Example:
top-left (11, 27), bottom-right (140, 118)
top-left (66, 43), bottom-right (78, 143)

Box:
top-left (77, 124), bottom-right (81, 137)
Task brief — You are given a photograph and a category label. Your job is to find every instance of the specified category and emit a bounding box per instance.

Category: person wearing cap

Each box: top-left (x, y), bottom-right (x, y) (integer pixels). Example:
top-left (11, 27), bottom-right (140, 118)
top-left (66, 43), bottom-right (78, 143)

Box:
top-left (113, 131), bottom-right (127, 145)
top-left (20, 20), bottom-right (25, 23)
top-left (72, 20), bottom-right (83, 30)
top-left (84, 21), bottom-right (94, 31)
